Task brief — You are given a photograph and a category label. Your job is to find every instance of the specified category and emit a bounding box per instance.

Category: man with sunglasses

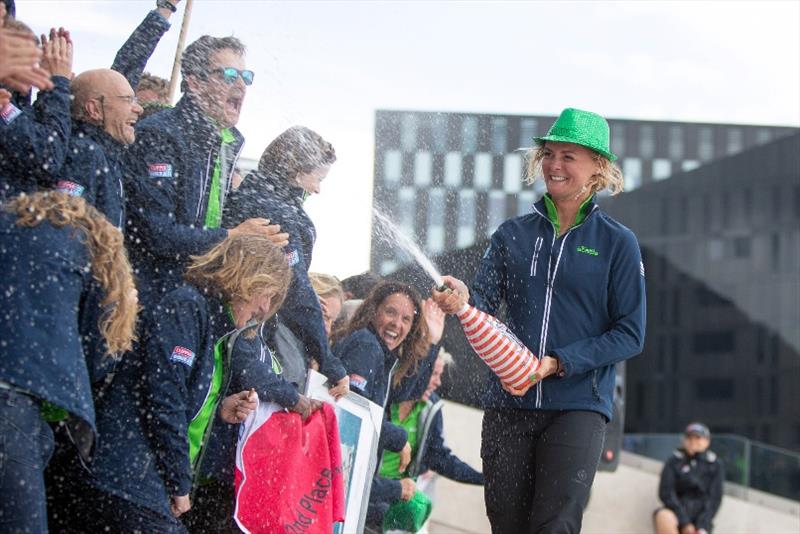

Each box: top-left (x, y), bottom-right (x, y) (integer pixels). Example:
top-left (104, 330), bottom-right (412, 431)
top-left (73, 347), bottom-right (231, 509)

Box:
top-left (123, 34), bottom-right (286, 310)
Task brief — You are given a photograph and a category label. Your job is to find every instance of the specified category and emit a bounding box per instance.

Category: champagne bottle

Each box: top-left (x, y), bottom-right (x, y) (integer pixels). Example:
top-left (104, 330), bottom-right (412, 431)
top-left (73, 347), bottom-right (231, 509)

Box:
top-left (455, 303), bottom-right (539, 389)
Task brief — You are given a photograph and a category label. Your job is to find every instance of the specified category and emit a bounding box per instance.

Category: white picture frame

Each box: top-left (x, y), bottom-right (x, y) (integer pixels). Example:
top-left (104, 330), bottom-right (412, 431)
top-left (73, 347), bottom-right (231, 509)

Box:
top-left (305, 369), bottom-right (383, 534)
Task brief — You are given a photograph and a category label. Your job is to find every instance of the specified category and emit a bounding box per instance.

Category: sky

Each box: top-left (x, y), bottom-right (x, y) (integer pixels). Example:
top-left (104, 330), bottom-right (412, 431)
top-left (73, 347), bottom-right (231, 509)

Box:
top-left (20, 0), bottom-right (800, 278)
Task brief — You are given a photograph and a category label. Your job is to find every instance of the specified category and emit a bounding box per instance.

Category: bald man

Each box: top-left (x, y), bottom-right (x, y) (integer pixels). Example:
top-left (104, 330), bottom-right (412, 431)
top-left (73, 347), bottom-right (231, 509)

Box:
top-left (54, 68), bottom-right (142, 228)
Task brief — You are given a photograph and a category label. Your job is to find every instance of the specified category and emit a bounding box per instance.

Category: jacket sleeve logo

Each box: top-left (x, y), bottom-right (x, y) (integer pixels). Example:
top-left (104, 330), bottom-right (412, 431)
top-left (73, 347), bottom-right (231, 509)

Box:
top-left (349, 373), bottom-right (367, 391)
top-left (148, 163), bottom-right (173, 178)
top-left (55, 180), bottom-right (85, 197)
top-left (0, 102), bottom-right (22, 124)
top-left (170, 346), bottom-right (195, 367)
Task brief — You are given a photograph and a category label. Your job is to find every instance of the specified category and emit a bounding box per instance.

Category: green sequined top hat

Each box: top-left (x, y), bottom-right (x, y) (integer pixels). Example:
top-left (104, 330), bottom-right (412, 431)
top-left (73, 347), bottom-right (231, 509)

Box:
top-left (533, 108), bottom-right (617, 162)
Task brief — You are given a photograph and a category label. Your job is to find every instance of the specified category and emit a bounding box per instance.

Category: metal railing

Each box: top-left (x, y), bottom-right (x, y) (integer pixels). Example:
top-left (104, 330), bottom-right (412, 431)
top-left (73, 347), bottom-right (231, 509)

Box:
top-left (623, 433), bottom-right (800, 502)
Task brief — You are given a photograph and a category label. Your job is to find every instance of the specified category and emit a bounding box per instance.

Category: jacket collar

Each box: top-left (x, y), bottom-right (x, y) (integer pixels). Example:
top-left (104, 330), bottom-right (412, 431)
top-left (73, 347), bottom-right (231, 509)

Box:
top-left (74, 121), bottom-right (126, 161)
top-left (534, 193), bottom-right (597, 235)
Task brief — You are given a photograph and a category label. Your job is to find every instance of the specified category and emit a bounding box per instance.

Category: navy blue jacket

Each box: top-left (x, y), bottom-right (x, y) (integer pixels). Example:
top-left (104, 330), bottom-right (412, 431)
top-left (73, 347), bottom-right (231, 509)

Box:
top-left (111, 10), bottom-right (171, 90)
top-left (225, 171), bottom-right (347, 382)
top-left (124, 95), bottom-right (243, 304)
top-left (471, 195), bottom-right (646, 420)
top-left (196, 317), bottom-right (302, 486)
top-left (55, 122), bottom-right (127, 229)
top-left (88, 284), bottom-right (235, 517)
top-left (0, 211), bottom-right (95, 428)
top-left (659, 448), bottom-right (724, 531)
top-left (0, 76), bottom-right (71, 200)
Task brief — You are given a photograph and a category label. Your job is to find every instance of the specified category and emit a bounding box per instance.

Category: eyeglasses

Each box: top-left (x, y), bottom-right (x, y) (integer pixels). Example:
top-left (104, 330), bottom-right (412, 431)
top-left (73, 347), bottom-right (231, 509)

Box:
top-left (96, 95), bottom-right (139, 105)
top-left (210, 67), bottom-right (255, 86)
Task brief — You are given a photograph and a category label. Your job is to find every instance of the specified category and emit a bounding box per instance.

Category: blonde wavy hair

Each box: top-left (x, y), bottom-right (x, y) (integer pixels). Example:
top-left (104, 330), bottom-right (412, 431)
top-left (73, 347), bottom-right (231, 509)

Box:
top-left (6, 192), bottom-right (138, 355)
top-left (184, 234), bottom-right (292, 320)
top-left (525, 145), bottom-right (625, 196)
top-left (309, 272), bottom-right (344, 303)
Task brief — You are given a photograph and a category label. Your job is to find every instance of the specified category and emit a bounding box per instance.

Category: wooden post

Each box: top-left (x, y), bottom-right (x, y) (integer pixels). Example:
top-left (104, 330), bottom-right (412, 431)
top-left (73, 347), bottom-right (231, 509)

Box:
top-left (167, 0), bottom-right (194, 103)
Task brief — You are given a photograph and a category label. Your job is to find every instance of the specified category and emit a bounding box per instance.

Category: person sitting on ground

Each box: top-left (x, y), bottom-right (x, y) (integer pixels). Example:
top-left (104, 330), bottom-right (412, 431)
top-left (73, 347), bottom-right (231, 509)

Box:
top-left (654, 422), bottom-right (724, 534)
top-left (379, 347), bottom-right (484, 533)
top-left (0, 192), bottom-right (138, 532)
top-left (225, 126), bottom-right (348, 398)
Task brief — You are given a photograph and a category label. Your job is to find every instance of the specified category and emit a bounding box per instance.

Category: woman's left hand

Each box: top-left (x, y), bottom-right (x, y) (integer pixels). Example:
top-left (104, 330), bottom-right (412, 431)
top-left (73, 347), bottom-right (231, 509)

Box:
top-left (220, 389), bottom-right (258, 423)
top-left (328, 375), bottom-right (350, 400)
top-left (422, 298), bottom-right (446, 345)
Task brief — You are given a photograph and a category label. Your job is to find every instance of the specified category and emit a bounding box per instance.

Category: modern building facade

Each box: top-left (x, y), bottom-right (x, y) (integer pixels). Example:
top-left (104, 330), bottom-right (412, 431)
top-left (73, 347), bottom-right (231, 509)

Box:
top-left (388, 131), bottom-right (800, 454)
top-left (371, 109), bottom-right (797, 275)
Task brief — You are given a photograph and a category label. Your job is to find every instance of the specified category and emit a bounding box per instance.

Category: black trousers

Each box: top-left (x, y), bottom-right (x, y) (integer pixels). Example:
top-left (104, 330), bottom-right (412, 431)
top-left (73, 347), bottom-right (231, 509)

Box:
top-left (481, 409), bottom-right (607, 534)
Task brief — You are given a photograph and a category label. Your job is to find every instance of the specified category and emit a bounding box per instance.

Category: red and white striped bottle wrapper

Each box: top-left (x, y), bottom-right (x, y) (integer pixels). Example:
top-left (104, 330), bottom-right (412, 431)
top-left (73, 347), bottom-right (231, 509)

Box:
top-left (456, 304), bottom-right (539, 389)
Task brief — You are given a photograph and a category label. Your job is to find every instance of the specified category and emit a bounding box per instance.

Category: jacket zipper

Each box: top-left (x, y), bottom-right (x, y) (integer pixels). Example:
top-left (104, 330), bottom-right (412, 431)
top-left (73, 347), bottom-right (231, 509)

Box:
top-left (530, 236), bottom-right (544, 277)
top-left (196, 150), bottom-right (214, 221)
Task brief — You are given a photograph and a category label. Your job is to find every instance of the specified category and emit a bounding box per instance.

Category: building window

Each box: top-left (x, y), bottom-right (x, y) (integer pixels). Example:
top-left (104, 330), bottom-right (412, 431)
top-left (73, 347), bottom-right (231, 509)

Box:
top-left (668, 126), bottom-right (684, 159)
top-left (698, 127), bottom-right (714, 161)
top-left (383, 150), bottom-right (402, 183)
top-left (707, 238), bottom-right (723, 261)
top-left (380, 260), bottom-right (397, 275)
top-left (401, 114), bottom-right (417, 152)
top-left (693, 331), bottom-right (735, 354)
top-left (473, 153), bottom-right (493, 191)
top-left (430, 113), bottom-right (448, 153)
top-left (742, 187), bottom-right (753, 221)
top-left (611, 123), bottom-right (625, 156)
top-left (756, 128), bottom-right (772, 144)
top-left (427, 188), bottom-right (445, 254)
top-left (461, 116), bottom-right (479, 153)
top-left (457, 190), bottom-right (476, 248)
top-left (503, 153), bottom-right (523, 193)
top-left (653, 158), bottom-right (672, 181)
top-left (726, 128), bottom-right (743, 154)
top-left (517, 190), bottom-right (536, 215)
top-left (413, 151), bottom-right (432, 186)
top-left (623, 158), bottom-right (642, 190)
top-left (639, 124), bottom-right (655, 158)
top-left (443, 152), bottom-right (462, 187)
top-left (519, 118), bottom-right (538, 149)
top-left (488, 191), bottom-right (506, 235)
top-left (491, 117), bottom-right (507, 155)
top-left (695, 378), bottom-right (734, 400)
top-left (732, 236), bottom-right (750, 258)
top-left (398, 188), bottom-right (416, 235)
top-left (682, 160), bottom-right (700, 172)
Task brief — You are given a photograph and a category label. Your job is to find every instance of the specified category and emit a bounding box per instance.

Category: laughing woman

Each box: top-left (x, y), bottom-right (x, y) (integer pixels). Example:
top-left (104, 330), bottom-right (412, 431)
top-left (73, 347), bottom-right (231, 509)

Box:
top-left (433, 108), bottom-right (646, 534)
top-left (75, 234), bottom-right (291, 533)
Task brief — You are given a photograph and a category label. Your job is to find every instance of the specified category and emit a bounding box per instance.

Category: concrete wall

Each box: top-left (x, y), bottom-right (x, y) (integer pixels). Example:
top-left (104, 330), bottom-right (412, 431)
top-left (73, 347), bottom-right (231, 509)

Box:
top-left (427, 401), bottom-right (800, 534)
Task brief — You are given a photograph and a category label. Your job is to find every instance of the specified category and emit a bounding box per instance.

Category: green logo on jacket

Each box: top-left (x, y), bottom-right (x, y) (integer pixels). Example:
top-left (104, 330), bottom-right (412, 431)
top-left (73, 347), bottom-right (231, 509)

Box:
top-left (576, 245), bottom-right (599, 256)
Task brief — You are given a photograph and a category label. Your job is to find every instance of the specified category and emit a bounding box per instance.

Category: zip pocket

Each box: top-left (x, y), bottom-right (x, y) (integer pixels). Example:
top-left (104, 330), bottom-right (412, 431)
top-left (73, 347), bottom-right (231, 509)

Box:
top-left (591, 369), bottom-right (601, 400)
top-left (530, 236), bottom-right (544, 277)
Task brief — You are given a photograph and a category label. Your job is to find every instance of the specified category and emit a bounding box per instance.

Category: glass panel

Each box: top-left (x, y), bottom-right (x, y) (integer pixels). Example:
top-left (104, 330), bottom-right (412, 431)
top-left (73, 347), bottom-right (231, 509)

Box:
top-left (652, 158), bottom-right (672, 181)
top-left (488, 191), bottom-right (506, 235)
top-left (414, 151), bottom-right (432, 186)
top-left (427, 188), bottom-right (445, 254)
top-left (611, 123), bottom-right (625, 156)
top-left (756, 128), bottom-right (772, 144)
top-left (401, 113), bottom-right (417, 152)
top-left (639, 124), bottom-right (655, 158)
top-left (698, 127), bottom-right (714, 161)
top-left (443, 152), bottom-right (462, 187)
top-left (682, 159), bottom-right (700, 172)
top-left (519, 118), bottom-right (538, 149)
top-left (457, 189), bottom-right (476, 248)
top-left (473, 153), bottom-right (493, 191)
top-left (398, 187), bottom-right (416, 235)
top-left (726, 128), bottom-right (743, 154)
top-left (430, 113), bottom-right (448, 153)
top-left (623, 158), bottom-right (642, 190)
top-left (503, 153), bottom-right (523, 193)
top-left (491, 117), bottom-right (507, 154)
top-left (668, 125), bottom-right (684, 159)
top-left (517, 190), bottom-right (536, 215)
top-left (383, 150), bottom-right (402, 183)
top-left (461, 116), bottom-right (479, 153)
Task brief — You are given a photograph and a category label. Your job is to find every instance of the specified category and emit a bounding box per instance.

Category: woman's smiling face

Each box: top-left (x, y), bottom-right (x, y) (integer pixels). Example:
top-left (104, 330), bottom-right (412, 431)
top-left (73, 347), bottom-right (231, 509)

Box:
top-left (371, 292), bottom-right (415, 351)
top-left (541, 141), bottom-right (599, 203)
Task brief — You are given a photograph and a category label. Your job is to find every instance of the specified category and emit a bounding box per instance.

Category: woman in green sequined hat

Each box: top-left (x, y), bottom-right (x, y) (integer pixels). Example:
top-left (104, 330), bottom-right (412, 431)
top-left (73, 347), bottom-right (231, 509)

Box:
top-left (433, 107), bottom-right (646, 533)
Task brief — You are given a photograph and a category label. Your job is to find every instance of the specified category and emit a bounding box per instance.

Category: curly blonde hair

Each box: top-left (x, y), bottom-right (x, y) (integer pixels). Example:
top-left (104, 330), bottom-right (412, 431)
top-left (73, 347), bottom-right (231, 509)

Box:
top-left (184, 234), bottom-right (292, 320)
top-left (525, 145), bottom-right (625, 196)
top-left (331, 281), bottom-right (429, 387)
top-left (6, 192), bottom-right (138, 355)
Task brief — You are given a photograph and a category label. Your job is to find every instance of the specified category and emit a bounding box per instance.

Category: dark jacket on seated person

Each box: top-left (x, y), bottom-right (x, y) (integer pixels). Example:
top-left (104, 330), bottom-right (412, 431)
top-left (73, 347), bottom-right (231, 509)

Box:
top-left (659, 447), bottom-right (724, 533)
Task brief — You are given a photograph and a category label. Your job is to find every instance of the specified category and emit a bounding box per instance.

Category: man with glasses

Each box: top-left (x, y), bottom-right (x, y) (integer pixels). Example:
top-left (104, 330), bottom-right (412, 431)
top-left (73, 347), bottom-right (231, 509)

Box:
top-left (123, 34), bottom-right (286, 309)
